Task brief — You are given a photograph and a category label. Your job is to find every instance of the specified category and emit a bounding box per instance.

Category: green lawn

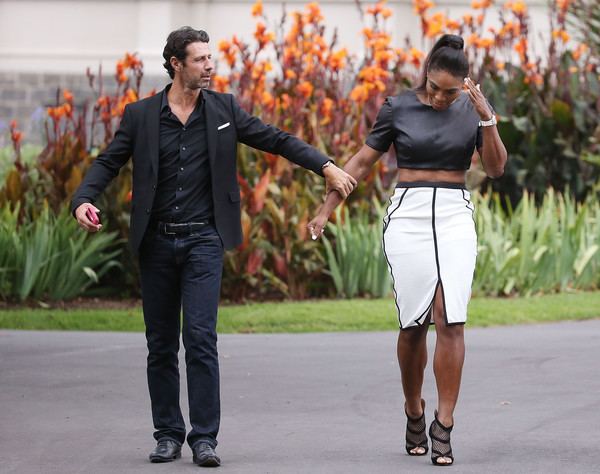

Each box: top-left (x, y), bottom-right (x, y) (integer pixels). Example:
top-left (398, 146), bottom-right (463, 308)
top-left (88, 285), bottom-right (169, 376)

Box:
top-left (0, 292), bottom-right (598, 333)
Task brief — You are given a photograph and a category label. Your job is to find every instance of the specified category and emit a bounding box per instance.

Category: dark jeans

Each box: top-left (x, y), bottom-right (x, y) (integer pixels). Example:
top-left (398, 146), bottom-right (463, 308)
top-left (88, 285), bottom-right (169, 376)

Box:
top-left (138, 224), bottom-right (223, 449)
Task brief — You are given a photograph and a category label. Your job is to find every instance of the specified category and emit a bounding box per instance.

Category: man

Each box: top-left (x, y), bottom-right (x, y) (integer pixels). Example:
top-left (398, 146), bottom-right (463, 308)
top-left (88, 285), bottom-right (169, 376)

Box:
top-left (71, 27), bottom-right (356, 467)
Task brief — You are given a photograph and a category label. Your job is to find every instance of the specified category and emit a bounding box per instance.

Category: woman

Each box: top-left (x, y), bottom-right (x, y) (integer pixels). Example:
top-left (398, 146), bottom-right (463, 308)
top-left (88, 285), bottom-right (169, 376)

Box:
top-left (308, 34), bottom-right (507, 466)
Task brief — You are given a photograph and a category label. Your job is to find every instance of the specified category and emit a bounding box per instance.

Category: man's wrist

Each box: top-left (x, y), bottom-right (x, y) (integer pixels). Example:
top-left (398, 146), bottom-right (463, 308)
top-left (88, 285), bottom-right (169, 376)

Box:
top-left (321, 160), bottom-right (334, 171)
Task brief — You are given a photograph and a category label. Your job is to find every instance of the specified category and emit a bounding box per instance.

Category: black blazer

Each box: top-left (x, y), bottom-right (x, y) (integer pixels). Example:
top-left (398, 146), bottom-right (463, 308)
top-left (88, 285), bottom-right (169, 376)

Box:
top-left (71, 88), bottom-right (330, 255)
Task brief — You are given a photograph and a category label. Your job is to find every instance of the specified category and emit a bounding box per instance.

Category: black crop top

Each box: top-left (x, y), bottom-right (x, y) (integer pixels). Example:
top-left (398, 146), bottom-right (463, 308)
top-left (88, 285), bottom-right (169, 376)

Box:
top-left (365, 90), bottom-right (485, 171)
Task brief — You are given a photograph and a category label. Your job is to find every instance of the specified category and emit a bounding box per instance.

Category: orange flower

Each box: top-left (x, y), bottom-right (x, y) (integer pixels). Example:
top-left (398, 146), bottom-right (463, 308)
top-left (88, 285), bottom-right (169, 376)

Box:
top-left (285, 69), bottom-right (297, 80)
top-left (125, 190), bottom-right (133, 203)
top-left (116, 88), bottom-right (138, 116)
top-left (350, 84), bottom-right (371, 103)
top-left (262, 91), bottom-right (275, 109)
top-left (254, 22), bottom-right (275, 49)
top-left (496, 61), bottom-right (506, 71)
top-left (63, 89), bottom-right (73, 103)
top-left (212, 75), bottom-right (229, 93)
top-left (524, 72), bottom-right (543, 86)
top-left (9, 120), bottom-right (23, 145)
top-left (556, 0), bottom-right (571, 13)
top-left (296, 81), bottom-right (314, 98)
top-left (218, 39), bottom-right (237, 67)
top-left (552, 29), bottom-right (570, 43)
top-left (329, 48), bottom-right (348, 71)
top-left (47, 105), bottom-right (68, 121)
top-left (251, 0), bottom-right (263, 17)
top-left (305, 2), bottom-right (323, 23)
top-left (425, 12), bottom-right (446, 38)
top-left (96, 96), bottom-right (110, 108)
top-left (320, 97), bottom-right (335, 125)
top-left (413, 0), bottom-right (435, 16)
top-left (446, 19), bottom-right (461, 30)
top-left (505, 1), bottom-right (527, 16)
top-left (409, 47), bottom-right (424, 67)
top-left (572, 43), bottom-right (589, 61)
top-left (123, 52), bottom-right (142, 69)
top-left (514, 37), bottom-right (528, 61)
top-left (476, 37), bottom-right (494, 49)
top-left (471, 0), bottom-right (492, 8)
top-left (367, 1), bottom-right (393, 18)
top-left (278, 93), bottom-right (292, 111)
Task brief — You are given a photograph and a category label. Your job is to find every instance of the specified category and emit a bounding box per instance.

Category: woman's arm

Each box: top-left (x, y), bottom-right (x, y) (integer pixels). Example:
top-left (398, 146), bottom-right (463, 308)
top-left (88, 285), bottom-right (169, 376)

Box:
top-left (477, 125), bottom-right (507, 178)
top-left (464, 77), bottom-right (507, 178)
top-left (307, 144), bottom-right (383, 238)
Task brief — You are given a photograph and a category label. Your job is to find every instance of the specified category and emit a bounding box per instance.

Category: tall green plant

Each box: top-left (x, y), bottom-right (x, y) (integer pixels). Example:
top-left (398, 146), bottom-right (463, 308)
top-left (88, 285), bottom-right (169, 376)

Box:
top-left (473, 188), bottom-right (600, 296)
top-left (322, 199), bottom-right (391, 298)
top-left (0, 204), bottom-right (123, 301)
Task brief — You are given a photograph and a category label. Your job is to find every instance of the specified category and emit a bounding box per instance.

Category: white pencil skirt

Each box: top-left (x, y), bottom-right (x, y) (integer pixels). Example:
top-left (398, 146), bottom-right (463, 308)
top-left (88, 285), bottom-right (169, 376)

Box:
top-left (382, 182), bottom-right (477, 329)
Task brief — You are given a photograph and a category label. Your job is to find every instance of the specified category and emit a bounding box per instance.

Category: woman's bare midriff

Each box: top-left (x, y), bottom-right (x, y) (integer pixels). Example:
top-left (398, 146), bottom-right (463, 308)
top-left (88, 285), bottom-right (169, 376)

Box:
top-left (397, 168), bottom-right (466, 184)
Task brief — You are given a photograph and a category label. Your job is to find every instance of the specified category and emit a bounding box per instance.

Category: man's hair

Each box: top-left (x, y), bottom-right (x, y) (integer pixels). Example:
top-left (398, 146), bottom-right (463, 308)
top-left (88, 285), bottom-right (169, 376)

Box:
top-left (162, 27), bottom-right (210, 79)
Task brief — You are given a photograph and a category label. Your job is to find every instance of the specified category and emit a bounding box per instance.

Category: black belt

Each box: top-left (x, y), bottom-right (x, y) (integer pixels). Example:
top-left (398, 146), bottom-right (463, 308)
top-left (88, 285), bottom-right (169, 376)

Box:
top-left (153, 220), bottom-right (212, 235)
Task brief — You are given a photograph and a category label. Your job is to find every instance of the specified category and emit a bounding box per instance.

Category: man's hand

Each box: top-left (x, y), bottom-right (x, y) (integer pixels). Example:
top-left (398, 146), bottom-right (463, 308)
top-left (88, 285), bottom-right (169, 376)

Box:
top-left (323, 163), bottom-right (357, 199)
top-left (75, 203), bottom-right (103, 233)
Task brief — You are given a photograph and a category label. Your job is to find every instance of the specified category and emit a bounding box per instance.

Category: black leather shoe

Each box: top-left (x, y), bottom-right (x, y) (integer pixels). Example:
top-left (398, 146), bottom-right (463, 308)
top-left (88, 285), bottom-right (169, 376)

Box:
top-left (149, 439), bottom-right (182, 463)
top-left (192, 442), bottom-right (221, 467)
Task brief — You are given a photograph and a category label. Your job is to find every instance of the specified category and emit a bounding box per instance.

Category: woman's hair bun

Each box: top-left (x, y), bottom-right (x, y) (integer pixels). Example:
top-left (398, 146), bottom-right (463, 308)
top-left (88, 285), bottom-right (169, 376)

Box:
top-left (439, 34), bottom-right (464, 50)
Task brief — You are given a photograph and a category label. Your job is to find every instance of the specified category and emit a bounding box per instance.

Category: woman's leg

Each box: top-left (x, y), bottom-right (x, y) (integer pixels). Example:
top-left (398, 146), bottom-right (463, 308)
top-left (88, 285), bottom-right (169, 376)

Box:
top-left (397, 322), bottom-right (429, 416)
top-left (432, 284), bottom-right (464, 464)
top-left (398, 318), bottom-right (430, 455)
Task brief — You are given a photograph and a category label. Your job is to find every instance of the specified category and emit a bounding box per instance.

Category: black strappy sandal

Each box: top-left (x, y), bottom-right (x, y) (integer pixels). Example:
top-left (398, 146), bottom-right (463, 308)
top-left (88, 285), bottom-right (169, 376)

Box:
top-left (405, 399), bottom-right (428, 456)
top-left (429, 410), bottom-right (454, 466)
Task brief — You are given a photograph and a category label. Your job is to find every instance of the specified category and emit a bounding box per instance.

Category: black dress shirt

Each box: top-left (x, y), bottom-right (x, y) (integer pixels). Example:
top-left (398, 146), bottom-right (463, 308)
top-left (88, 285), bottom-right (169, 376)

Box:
top-left (151, 87), bottom-right (213, 223)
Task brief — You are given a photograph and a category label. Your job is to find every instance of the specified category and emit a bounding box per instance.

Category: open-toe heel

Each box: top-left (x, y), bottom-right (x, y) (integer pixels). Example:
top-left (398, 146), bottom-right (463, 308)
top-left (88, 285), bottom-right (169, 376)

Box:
top-left (405, 399), bottom-right (428, 456)
top-left (429, 410), bottom-right (454, 466)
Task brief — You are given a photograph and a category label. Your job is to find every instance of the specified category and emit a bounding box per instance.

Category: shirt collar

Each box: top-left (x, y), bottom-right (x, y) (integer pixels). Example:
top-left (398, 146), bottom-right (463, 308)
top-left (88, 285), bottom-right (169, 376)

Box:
top-left (161, 83), bottom-right (204, 113)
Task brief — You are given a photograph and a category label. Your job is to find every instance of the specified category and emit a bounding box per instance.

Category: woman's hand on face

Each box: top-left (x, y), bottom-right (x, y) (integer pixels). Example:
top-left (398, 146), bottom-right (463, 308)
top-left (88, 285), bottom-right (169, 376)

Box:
top-left (307, 213), bottom-right (329, 240)
top-left (464, 77), bottom-right (493, 120)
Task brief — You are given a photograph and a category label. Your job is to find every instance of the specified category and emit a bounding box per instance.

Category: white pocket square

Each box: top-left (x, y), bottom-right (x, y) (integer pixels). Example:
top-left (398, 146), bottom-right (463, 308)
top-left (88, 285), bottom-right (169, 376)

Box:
top-left (217, 122), bottom-right (230, 131)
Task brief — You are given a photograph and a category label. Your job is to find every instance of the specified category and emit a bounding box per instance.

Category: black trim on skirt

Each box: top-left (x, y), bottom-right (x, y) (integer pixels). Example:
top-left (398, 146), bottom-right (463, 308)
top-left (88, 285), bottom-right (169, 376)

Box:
top-left (396, 181), bottom-right (466, 190)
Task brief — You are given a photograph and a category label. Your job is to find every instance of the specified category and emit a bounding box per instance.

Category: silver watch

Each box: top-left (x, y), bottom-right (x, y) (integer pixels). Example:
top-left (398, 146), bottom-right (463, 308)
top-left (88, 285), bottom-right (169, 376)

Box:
top-left (321, 160), bottom-right (334, 171)
top-left (478, 115), bottom-right (497, 127)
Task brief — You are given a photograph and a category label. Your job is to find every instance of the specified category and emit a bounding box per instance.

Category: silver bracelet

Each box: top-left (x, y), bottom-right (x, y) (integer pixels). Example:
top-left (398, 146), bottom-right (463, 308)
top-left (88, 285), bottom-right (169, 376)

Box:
top-left (478, 115), bottom-right (497, 127)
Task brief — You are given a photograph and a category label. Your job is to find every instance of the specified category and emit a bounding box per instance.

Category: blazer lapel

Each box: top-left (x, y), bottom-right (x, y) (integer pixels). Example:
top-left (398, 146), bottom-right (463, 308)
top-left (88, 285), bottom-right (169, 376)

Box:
top-left (145, 91), bottom-right (162, 177)
top-left (203, 91), bottom-right (218, 166)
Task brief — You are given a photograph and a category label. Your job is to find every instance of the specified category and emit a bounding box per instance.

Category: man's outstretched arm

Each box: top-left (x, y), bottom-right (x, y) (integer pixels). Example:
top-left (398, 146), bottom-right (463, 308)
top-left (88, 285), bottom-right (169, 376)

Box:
top-left (230, 96), bottom-right (356, 198)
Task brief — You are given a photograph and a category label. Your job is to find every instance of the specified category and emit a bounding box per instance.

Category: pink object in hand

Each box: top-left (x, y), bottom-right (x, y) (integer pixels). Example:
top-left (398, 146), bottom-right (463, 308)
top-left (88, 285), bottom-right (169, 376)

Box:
top-left (86, 208), bottom-right (100, 225)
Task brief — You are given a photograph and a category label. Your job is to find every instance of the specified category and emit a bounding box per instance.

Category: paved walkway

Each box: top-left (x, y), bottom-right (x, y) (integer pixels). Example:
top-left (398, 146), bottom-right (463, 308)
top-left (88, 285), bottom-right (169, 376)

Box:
top-left (1, 321), bottom-right (598, 473)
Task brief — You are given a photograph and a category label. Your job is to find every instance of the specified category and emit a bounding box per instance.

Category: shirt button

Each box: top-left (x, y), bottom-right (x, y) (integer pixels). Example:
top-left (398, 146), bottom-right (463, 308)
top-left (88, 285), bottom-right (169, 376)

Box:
top-left (182, 146), bottom-right (186, 151)
top-left (152, 185), bottom-right (156, 190)
top-left (175, 206), bottom-right (179, 210)
top-left (178, 187), bottom-right (183, 191)
top-left (180, 167), bottom-right (184, 171)
top-left (145, 208), bottom-right (150, 214)
top-left (182, 127), bottom-right (186, 131)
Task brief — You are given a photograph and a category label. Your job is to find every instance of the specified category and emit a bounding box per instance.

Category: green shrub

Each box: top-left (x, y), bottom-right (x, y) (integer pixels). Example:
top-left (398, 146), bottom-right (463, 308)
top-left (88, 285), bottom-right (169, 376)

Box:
top-left (0, 204), bottom-right (123, 301)
top-left (322, 199), bottom-right (391, 298)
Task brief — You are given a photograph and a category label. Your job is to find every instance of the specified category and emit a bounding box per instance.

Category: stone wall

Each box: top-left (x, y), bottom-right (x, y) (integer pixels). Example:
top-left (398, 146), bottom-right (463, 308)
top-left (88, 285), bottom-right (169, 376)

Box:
top-left (0, 71), bottom-right (169, 143)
